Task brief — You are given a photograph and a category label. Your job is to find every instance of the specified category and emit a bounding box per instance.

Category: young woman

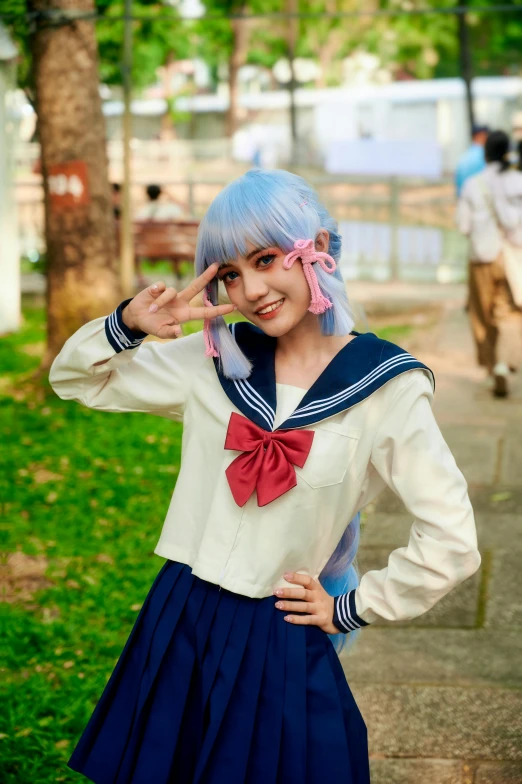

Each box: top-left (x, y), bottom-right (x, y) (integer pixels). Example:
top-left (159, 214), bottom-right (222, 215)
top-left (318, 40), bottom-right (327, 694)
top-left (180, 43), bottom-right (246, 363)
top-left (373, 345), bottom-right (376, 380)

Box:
top-left (50, 169), bottom-right (481, 784)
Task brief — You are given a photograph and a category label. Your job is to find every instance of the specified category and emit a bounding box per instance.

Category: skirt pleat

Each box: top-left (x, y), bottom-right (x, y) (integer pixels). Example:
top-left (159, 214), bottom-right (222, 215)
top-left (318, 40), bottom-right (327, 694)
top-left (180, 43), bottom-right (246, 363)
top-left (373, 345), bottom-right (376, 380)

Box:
top-left (68, 560), bottom-right (370, 784)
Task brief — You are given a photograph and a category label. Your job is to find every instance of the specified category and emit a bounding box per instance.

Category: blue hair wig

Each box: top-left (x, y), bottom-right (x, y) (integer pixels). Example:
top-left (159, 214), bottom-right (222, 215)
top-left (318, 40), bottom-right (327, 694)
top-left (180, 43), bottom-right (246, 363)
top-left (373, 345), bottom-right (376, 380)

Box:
top-left (195, 168), bottom-right (354, 380)
top-left (319, 513), bottom-right (362, 655)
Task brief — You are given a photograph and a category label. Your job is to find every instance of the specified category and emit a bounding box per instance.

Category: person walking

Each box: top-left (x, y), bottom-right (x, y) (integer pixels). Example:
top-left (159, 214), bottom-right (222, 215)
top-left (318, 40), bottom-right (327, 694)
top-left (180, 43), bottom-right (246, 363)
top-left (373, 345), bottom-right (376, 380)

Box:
top-left (458, 131), bottom-right (522, 397)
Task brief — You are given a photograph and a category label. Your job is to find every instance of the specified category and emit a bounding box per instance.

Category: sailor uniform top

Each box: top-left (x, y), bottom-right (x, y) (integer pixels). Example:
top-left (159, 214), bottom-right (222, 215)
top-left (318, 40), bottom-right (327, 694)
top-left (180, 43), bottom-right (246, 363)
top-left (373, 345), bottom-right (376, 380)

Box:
top-left (49, 302), bottom-right (482, 630)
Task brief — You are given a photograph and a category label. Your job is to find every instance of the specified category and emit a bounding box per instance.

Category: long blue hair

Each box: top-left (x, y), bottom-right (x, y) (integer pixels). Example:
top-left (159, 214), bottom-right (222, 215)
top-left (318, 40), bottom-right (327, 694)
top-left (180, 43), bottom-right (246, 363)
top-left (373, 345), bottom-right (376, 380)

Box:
top-left (319, 513), bottom-right (362, 654)
top-left (195, 168), bottom-right (354, 381)
top-left (196, 168), bottom-right (362, 655)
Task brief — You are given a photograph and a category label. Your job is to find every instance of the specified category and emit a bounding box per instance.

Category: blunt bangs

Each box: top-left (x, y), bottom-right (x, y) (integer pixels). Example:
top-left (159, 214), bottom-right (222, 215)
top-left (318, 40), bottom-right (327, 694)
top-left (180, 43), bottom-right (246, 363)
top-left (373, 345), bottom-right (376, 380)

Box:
top-left (195, 169), bottom-right (323, 274)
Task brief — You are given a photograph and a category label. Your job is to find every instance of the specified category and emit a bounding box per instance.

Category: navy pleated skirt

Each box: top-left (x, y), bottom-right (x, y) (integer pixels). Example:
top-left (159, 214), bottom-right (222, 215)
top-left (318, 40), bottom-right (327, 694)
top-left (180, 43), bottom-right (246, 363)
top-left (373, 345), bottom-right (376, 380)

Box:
top-left (68, 560), bottom-right (369, 784)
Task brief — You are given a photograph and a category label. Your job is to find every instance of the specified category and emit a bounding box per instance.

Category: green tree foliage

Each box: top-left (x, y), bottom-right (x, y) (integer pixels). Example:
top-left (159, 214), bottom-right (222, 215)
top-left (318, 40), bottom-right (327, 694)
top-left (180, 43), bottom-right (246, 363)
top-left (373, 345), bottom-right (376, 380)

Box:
top-left (3, 0), bottom-right (521, 95)
top-left (466, 0), bottom-right (522, 76)
top-left (94, 0), bottom-right (192, 89)
top-left (3, 0), bottom-right (192, 94)
top-left (2, 0), bottom-right (32, 93)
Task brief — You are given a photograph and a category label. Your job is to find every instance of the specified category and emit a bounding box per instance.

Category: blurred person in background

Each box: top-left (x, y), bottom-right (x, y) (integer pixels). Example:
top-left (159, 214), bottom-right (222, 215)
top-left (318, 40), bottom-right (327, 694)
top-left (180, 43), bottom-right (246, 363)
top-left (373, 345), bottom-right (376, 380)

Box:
top-left (455, 124), bottom-right (489, 198)
top-left (136, 184), bottom-right (187, 221)
top-left (458, 130), bottom-right (522, 398)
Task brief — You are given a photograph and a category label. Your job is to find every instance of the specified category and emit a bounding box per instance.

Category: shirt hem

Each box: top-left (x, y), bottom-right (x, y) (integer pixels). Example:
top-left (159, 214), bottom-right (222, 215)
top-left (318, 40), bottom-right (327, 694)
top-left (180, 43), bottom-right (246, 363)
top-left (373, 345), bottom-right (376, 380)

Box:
top-left (153, 542), bottom-right (282, 599)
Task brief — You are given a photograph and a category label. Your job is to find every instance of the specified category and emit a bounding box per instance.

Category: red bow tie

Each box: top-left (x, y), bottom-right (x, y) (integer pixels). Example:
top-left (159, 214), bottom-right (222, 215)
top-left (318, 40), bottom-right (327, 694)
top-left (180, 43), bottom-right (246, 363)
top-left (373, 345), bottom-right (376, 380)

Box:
top-left (224, 412), bottom-right (315, 507)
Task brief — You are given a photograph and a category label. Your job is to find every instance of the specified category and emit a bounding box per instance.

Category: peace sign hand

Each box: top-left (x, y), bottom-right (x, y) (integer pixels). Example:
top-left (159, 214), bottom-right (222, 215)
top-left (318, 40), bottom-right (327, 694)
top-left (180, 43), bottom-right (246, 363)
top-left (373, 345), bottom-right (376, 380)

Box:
top-left (121, 263), bottom-right (234, 340)
top-left (273, 572), bottom-right (340, 635)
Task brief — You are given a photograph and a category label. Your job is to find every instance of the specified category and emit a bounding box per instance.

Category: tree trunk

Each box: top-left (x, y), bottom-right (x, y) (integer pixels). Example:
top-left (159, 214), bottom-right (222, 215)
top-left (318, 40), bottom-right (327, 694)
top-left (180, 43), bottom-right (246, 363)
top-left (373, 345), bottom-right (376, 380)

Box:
top-left (29, 0), bottom-right (121, 369)
top-left (226, 15), bottom-right (248, 138)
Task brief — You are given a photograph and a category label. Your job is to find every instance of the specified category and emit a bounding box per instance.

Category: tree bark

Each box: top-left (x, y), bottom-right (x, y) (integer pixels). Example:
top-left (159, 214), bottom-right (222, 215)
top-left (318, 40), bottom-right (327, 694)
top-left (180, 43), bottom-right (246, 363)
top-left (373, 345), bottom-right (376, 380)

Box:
top-left (29, 0), bottom-right (120, 369)
top-left (226, 13), bottom-right (248, 138)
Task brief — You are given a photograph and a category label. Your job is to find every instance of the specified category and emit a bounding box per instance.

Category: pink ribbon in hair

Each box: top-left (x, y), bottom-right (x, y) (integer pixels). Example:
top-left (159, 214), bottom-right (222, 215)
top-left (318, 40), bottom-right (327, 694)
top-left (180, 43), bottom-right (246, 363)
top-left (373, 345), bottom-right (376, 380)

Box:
top-left (283, 239), bottom-right (336, 315)
top-left (203, 291), bottom-right (219, 358)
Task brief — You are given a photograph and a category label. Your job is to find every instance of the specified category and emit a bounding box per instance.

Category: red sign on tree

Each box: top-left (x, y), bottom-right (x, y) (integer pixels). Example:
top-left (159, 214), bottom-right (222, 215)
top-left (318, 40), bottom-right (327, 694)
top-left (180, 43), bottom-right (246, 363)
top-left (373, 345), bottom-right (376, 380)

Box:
top-left (48, 160), bottom-right (90, 210)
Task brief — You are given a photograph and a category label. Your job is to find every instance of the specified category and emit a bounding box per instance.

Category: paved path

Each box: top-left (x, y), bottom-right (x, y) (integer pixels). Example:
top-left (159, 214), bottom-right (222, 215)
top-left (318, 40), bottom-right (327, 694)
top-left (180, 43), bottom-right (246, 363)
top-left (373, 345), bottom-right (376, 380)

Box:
top-left (342, 288), bottom-right (522, 784)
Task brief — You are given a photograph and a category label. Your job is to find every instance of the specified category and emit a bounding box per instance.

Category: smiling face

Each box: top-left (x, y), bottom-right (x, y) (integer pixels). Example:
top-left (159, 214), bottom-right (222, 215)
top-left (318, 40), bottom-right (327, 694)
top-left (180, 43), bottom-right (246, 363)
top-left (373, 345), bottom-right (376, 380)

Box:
top-left (218, 232), bottom-right (329, 337)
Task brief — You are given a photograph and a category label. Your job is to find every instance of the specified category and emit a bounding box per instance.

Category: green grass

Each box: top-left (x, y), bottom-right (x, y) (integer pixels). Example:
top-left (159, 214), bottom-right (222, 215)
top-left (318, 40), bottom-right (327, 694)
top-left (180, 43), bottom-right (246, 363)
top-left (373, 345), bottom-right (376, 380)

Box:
top-left (1, 302), bottom-right (412, 782)
top-left (1, 307), bottom-right (189, 782)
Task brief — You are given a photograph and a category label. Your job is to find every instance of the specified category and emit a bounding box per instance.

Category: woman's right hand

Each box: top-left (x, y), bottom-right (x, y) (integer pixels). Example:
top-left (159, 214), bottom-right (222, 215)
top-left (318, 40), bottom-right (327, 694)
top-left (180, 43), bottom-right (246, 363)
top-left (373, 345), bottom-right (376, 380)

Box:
top-left (121, 263), bottom-right (234, 340)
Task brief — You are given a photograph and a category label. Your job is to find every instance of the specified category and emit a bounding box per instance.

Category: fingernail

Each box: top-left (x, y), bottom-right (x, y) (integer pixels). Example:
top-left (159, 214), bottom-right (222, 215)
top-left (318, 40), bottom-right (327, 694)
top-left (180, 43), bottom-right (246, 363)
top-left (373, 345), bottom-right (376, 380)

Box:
top-left (283, 572), bottom-right (292, 580)
top-left (274, 589), bottom-right (283, 596)
top-left (148, 304), bottom-right (158, 313)
top-left (152, 284), bottom-right (158, 290)
top-left (275, 601), bottom-right (283, 609)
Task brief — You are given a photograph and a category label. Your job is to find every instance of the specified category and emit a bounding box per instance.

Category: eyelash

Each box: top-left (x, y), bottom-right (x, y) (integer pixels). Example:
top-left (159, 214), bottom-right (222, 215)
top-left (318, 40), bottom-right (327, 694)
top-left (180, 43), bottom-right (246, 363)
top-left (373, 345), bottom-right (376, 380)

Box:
top-left (220, 254), bottom-right (276, 284)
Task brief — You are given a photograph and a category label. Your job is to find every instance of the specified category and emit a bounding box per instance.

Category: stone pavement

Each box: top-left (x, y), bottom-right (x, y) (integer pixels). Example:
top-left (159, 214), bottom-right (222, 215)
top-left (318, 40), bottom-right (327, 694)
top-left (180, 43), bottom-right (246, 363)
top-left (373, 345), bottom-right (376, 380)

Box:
top-left (341, 284), bottom-right (522, 784)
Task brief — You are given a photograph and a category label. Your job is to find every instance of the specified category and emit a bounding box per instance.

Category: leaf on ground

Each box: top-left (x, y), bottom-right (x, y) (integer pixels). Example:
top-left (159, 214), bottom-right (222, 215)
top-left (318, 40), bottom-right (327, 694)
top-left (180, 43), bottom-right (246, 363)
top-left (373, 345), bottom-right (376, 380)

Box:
top-left (33, 469), bottom-right (64, 484)
top-left (490, 492), bottom-right (512, 503)
top-left (55, 739), bottom-right (70, 749)
top-left (15, 728), bottom-right (33, 738)
top-left (131, 603), bottom-right (143, 611)
top-left (158, 465), bottom-right (178, 474)
top-left (95, 553), bottom-right (114, 564)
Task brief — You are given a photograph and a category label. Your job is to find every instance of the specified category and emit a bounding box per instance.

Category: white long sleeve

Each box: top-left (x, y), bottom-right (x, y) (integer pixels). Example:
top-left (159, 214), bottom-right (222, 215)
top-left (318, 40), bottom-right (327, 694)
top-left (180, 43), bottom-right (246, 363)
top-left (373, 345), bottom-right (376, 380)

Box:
top-left (353, 372), bottom-right (481, 625)
top-left (49, 314), bottom-right (207, 421)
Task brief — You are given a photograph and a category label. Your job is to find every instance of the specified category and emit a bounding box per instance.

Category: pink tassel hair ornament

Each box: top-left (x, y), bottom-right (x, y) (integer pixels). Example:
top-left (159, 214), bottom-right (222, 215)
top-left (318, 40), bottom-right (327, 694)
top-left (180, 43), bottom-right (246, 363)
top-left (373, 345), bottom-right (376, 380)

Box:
top-left (283, 239), bottom-right (336, 315)
top-left (203, 290), bottom-right (219, 358)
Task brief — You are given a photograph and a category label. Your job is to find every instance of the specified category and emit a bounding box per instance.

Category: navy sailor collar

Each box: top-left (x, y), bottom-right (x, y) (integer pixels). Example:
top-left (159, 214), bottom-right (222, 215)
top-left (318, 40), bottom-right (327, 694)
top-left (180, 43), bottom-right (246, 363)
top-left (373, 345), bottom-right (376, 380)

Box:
top-left (213, 322), bottom-right (434, 432)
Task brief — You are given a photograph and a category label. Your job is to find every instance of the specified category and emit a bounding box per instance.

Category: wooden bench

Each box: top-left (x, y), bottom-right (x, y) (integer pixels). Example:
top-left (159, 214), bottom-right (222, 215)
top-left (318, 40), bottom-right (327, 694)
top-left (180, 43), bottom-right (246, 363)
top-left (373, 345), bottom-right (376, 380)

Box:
top-left (133, 219), bottom-right (200, 285)
top-left (115, 219), bottom-right (200, 286)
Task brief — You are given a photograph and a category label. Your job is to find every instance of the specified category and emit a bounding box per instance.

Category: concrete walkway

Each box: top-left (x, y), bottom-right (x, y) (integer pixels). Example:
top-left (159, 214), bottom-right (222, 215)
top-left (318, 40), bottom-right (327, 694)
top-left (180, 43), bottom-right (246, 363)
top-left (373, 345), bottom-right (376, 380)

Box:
top-left (342, 287), bottom-right (522, 784)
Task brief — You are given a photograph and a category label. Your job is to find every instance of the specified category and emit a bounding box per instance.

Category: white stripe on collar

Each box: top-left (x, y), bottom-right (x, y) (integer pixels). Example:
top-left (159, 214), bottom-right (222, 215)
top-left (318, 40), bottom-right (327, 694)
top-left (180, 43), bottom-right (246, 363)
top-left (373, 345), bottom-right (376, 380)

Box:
top-left (234, 379), bottom-right (275, 429)
top-left (288, 355), bottom-right (418, 420)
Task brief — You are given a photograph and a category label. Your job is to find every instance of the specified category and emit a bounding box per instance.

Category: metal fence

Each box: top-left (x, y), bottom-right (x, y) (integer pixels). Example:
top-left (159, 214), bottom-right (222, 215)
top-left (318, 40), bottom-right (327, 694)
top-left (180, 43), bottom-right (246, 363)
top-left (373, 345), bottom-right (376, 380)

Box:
top-left (15, 167), bottom-right (467, 284)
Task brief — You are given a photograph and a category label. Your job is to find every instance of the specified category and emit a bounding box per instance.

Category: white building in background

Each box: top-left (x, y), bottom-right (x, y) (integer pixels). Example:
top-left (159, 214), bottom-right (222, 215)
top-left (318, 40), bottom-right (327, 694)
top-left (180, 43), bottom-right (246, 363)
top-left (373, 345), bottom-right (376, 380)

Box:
top-left (96, 74), bottom-right (522, 176)
top-left (0, 22), bottom-right (20, 334)
top-left (13, 71), bottom-right (522, 177)
top-left (316, 77), bottom-right (522, 176)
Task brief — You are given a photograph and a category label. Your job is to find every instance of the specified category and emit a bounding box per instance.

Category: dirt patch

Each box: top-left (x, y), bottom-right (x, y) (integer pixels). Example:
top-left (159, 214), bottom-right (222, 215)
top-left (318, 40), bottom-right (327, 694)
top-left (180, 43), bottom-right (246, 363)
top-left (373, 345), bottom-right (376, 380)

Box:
top-left (3, 552), bottom-right (54, 604)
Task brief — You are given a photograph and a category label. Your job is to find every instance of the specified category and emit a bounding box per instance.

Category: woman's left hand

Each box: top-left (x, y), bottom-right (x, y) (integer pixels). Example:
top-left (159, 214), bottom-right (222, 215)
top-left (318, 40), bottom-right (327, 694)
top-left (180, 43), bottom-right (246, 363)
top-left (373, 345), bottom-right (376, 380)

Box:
top-left (273, 572), bottom-right (340, 635)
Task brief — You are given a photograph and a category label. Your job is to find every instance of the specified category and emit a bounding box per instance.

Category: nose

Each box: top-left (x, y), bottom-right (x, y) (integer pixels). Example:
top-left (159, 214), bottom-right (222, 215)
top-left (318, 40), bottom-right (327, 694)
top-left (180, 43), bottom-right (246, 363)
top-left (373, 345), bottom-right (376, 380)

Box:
top-left (242, 270), bottom-right (269, 302)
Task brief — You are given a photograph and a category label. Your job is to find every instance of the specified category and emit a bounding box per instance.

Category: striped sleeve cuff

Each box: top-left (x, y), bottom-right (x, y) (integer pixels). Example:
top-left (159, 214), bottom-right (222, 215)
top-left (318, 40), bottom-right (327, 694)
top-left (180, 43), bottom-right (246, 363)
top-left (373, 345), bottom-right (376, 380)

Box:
top-left (105, 298), bottom-right (148, 353)
top-left (333, 590), bottom-right (370, 634)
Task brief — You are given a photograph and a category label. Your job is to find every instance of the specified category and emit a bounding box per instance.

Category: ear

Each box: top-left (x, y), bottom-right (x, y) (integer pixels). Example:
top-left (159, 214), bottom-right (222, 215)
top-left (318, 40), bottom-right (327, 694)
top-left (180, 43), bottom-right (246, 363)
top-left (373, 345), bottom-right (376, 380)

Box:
top-left (315, 229), bottom-right (330, 253)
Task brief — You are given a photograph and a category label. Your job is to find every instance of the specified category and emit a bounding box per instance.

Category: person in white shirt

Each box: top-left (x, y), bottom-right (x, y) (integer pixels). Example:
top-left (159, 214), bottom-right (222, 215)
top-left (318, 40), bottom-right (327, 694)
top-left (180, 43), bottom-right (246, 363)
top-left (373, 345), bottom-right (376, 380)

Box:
top-left (135, 183), bottom-right (186, 221)
top-left (50, 169), bottom-right (480, 784)
top-left (458, 130), bottom-right (522, 397)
